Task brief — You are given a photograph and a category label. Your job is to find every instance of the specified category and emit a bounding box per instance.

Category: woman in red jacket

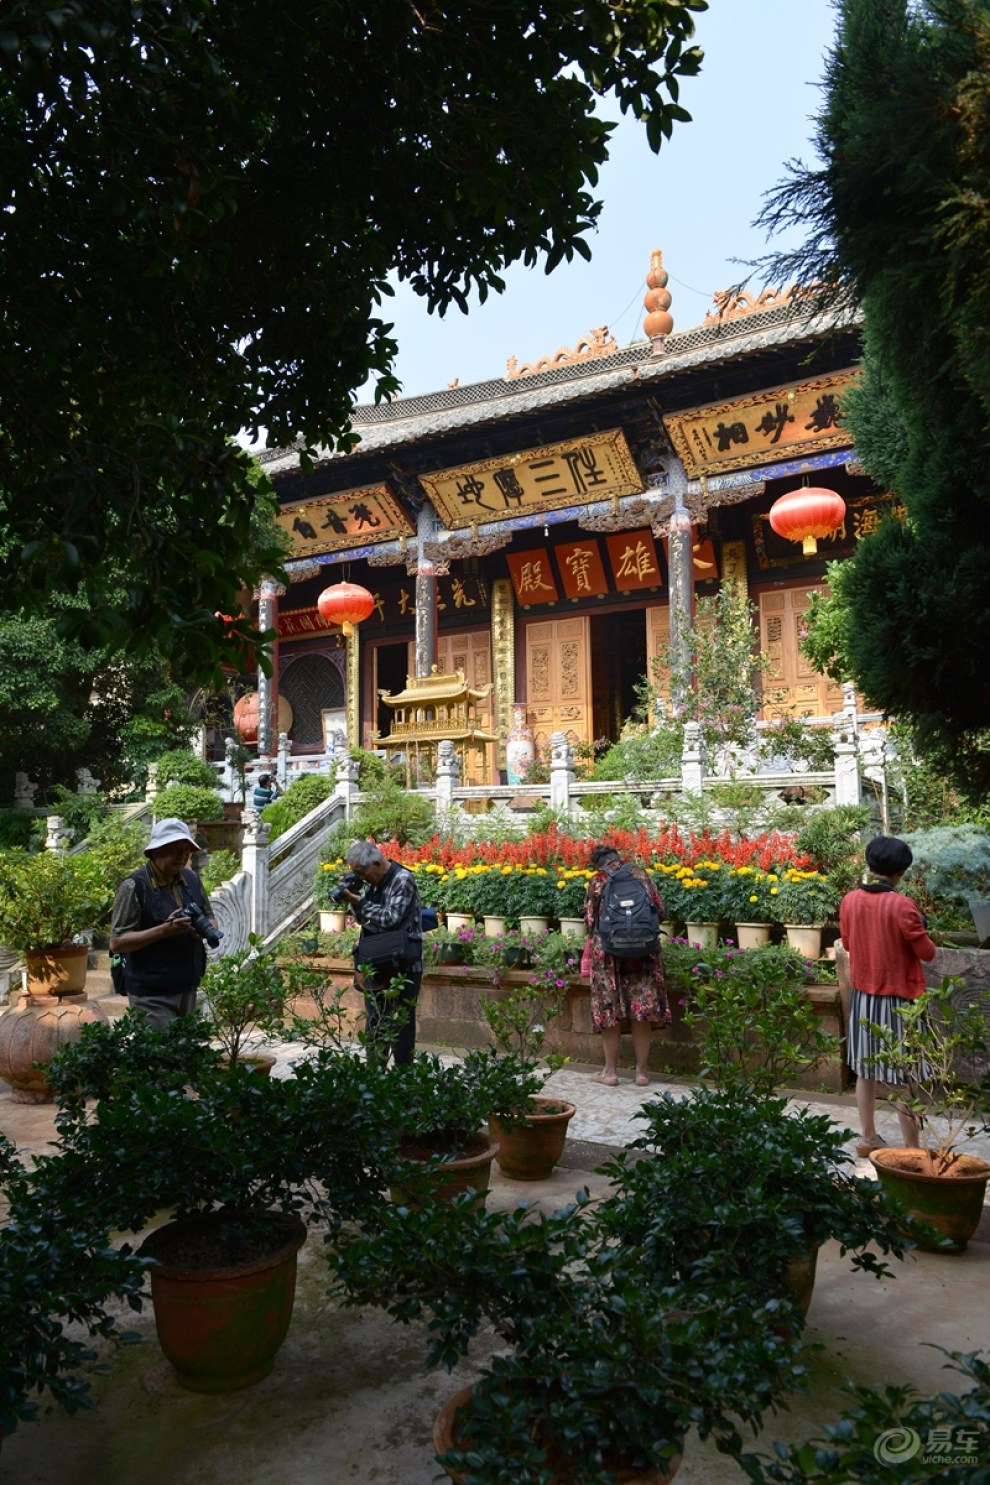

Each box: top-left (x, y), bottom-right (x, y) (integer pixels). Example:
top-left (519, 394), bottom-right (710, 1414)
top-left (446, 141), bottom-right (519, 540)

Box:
top-left (840, 835), bottom-right (936, 1157)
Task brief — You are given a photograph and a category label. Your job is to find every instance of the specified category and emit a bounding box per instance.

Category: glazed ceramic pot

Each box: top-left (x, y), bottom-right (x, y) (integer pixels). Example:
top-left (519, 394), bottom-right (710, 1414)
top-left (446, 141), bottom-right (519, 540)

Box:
top-left (505, 704), bottom-right (535, 785)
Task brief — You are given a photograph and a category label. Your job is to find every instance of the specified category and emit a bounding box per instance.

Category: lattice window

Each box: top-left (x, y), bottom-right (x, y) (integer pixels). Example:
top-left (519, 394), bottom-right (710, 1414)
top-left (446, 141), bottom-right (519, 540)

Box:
top-left (280, 653), bottom-right (345, 746)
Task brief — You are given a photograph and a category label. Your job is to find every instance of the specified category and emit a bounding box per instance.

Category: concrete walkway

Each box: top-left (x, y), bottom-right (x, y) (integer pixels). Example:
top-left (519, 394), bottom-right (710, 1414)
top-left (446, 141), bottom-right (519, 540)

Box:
top-left (2, 1052), bottom-right (989, 1484)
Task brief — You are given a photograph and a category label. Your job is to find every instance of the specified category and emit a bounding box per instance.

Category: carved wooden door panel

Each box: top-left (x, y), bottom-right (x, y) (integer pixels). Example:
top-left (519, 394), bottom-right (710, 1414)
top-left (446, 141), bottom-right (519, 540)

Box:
top-left (758, 586), bottom-right (844, 718)
top-left (524, 616), bottom-right (591, 756)
top-left (436, 629), bottom-right (494, 782)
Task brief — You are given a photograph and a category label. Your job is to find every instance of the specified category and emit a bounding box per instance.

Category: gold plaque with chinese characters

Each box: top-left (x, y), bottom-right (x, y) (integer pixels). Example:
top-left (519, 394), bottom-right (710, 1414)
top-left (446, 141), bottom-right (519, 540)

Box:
top-left (420, 429), bottom-right (643, 529)
top-left (663, 371), bottom-right (858, 477)
top-left (278, 485), bottom-right (415, 558)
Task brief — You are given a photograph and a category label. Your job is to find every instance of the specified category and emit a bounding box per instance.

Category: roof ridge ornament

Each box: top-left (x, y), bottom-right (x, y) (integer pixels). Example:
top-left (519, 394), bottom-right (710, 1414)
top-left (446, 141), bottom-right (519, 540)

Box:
top-left (643, 248), bottom-right (673, 354)
top-left (505, 325), bottom-right (618, 379)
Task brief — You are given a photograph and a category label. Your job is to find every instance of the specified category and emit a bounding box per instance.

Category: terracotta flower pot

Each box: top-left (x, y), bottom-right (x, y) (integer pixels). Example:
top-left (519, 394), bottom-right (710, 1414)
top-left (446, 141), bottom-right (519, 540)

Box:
top-left (24, 943), bottom-right (89, 998)
top-left (391, 1131), bottom-right (499, 1210)
top-left (433, 1384), bottom-right (682, 1484)
top-left (489, 1096), bottom-right (577, 1181)
top-left (0, 996), bottom-right (110, 1103)
top-left (140, 1210), bottom-right (306, 1393)
top-left (870, 1147), bottom-right (990, 1253)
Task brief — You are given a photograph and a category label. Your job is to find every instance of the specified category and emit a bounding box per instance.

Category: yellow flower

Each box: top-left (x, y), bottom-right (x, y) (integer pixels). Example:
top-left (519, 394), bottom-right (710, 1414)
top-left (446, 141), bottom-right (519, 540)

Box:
top-left (749, 894), bottom-right (759, 903)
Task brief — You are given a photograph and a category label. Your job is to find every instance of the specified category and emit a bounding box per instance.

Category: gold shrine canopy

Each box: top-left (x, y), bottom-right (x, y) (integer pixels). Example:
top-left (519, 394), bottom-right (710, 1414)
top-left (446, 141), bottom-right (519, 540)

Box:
top-left (373, 668), bottom-right (497, 786)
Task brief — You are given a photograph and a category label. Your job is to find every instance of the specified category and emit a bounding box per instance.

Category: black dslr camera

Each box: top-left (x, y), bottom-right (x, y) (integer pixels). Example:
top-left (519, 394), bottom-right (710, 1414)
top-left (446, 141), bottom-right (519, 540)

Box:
top-left (331, 871), bottom-right (364, 904)
top-left (180, 901), bottom-right (223, 950)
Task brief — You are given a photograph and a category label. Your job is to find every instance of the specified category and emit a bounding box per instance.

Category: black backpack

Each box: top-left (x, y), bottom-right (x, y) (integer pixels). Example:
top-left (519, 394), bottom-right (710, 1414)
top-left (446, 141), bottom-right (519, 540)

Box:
top-left (597, 864), bottom-right (660, 959)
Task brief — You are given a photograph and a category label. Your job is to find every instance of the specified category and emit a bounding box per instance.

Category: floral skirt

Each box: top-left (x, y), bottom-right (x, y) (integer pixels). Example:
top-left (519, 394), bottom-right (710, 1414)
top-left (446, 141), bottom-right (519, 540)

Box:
top-left (588, 940), bottom-right (669, 1032)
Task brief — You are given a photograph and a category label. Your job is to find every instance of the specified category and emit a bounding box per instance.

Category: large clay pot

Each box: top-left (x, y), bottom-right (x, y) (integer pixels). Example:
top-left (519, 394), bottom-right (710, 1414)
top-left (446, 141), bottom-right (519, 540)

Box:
top-left (870, 1148), bottom-right (990, 1253)
top-left (489, 1097), bottom-right (577, 1181)
top-left (433, 1384), bottom-right (682, 1484)
top-left (140, 1210), bottom-right (306, 1393)
top-left (0, 996), bottom-right (110, 1103)
top-left (391, 1131), bottom-right (500, 1209)
top-left (24, 943), bottom-right (89, 997)
top-left (232, 692), bottom-right (293, 745)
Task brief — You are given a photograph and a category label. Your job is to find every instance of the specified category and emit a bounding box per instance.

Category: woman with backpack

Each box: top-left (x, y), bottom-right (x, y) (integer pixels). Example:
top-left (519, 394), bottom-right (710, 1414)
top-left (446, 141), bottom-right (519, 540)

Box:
top-left (583, 843), bottom-right (670, 1086)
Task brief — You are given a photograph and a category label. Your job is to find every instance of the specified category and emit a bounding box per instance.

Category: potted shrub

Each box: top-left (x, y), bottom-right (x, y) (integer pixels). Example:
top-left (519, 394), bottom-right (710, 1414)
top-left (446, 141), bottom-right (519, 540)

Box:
top-left (551, 865), bottom-right (594, 936)
top-left (382, 1049), bottom-right (542, 1207)
top-left (0, 848), bottom-right (106, 994)
top-left (199, 936), bottom-right (321, 1073)
top-left (154, 750), bottom-right (234, 854)
top-left (771, 867), bottom-right (840, 958)
top-left (314, 855), bottom-right (352, 933)
top-left (328, 1157), bottom-right (811, 1484)
top-left (863, 976), bottom-right (990, 1252)
top-left (481, 935), bottom-right (576, 1180)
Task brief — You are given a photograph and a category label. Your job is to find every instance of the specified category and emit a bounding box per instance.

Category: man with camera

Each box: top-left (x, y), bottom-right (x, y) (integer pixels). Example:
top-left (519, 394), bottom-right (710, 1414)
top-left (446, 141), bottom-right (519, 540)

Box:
top-left (339, 840), bottom-right (423, 1066)
top-left (109, 817), bottom-right (220, 1029)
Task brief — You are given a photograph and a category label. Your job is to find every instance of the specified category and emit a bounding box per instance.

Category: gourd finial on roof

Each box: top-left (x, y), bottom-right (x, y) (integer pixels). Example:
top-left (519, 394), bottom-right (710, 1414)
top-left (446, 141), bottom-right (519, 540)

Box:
top-left (643, 248), bottom-right (673, 353)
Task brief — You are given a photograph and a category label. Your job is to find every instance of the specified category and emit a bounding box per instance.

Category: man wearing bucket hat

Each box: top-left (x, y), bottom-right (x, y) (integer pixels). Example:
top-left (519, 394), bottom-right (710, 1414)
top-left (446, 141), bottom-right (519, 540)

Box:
top-left (109, 818), bottom-right (219, 1029)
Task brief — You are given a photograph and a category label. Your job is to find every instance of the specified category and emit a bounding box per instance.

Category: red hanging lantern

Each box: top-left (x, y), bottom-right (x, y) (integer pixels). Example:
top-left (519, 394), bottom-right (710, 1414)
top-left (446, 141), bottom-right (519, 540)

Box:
top-left (317, 580), bottom-right (375, 636)
top-left (768, 486), bottom-right (847, 556)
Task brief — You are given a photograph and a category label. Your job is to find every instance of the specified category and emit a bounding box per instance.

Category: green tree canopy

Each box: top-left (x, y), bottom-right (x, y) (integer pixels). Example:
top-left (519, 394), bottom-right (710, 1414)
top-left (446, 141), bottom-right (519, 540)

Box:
top-left (761, 0), bottom-right (990, 793)
top-left (0, 0), bottom-right (705, 682)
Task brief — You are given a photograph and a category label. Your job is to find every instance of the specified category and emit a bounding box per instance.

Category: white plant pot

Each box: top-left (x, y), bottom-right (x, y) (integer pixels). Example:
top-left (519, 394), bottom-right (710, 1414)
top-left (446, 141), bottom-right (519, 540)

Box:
top-left (735, 922), bottom-right (772, 950)
top-left (319, 910), bottom-right (348, 934)
top-left (684, 921), bottom-right (718, 952)
top-left (557, 917), bottom-right (586, 940)
top-left (518, 916), bottom-right (550, 937)
top-left (445, 913), bottom-right (475, 933)
top-left (785, 925), bottom-right (823, 959)
top-left (969, 896), bottom-right (990, 944)
top-left (483, 916), bottom-right (507, 938)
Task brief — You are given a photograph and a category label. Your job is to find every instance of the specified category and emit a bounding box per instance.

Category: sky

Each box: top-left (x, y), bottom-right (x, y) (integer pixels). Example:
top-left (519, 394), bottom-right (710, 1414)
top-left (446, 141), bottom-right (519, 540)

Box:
top-left (370, 0), bottom-right (840, 402)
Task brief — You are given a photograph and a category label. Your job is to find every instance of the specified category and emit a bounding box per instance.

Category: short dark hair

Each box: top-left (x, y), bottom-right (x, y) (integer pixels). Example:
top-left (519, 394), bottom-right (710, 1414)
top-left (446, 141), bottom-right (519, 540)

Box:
top-left (865, 835), bottom-right (913, 877)
top-left (589, 844), bottom-right (621, 870)
top-left (258, 774), bottom-right (271, 785)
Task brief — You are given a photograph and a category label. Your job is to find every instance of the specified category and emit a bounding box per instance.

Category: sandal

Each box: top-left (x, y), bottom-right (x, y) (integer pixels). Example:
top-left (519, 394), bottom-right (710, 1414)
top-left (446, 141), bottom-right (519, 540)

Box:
top-left (855, 1134), bottom-right (886, 1157)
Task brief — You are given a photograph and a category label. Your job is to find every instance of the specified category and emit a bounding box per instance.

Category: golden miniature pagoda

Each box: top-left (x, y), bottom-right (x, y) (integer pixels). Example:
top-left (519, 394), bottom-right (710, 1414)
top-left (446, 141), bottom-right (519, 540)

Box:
top-left (372, 667), bottom-right (497, 786)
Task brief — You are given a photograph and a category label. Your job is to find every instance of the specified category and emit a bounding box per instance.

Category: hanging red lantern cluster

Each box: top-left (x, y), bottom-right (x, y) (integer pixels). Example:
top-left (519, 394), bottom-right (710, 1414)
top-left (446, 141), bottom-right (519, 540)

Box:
top-left (768, 486), bottom-right (847, 556)
top-left (317, 581), bottom-right (375, 636)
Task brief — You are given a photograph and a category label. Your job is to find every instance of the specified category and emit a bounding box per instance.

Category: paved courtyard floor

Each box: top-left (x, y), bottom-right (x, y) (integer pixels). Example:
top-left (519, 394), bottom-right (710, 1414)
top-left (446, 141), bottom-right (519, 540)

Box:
top-left (2, 1049), bottom-right (989, 1484)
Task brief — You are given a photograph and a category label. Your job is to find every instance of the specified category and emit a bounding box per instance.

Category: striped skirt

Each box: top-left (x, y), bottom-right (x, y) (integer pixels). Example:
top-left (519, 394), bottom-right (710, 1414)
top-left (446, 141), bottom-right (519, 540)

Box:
top-left (847, 989), bottom-right (928, 1084)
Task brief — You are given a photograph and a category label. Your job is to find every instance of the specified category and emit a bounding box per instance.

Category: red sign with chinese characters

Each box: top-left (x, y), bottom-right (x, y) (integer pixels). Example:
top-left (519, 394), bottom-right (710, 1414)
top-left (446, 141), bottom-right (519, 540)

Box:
top-left (554, 539), bottom-right (609, 599)
top-left (604, 529), bottom-right (663, 592)
top-left (506, 549), bottom-right (560, 606)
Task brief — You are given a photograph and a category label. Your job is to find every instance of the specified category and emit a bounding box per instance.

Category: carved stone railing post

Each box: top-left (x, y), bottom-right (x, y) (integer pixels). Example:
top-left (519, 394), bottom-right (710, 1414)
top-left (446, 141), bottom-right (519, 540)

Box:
top-left (680, 722), bottom-right (704, 795)
top-left (13, 772), bottom-right (38, 810)
top-left (145, 762), bottom-right (159, 809)
top-left (549, 732), bottom-right (575, 813)
top-left (276, 731), bottom-right (290, 788)
top-left (832, 710), bottom-right (862, 807)
top-left (435, 739), bottom-right (461, 826)
top-left (45, 815), bottom-right (71, 857)
top-left (241, 812), bottom-right (272, 939)
top-left (332, 735), bottom-right (360, 818)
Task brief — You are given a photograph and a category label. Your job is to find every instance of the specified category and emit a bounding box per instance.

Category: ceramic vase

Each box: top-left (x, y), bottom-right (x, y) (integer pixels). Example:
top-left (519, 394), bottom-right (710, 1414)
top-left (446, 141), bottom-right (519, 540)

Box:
top-left (505, 703), bottom-right (535, 785)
